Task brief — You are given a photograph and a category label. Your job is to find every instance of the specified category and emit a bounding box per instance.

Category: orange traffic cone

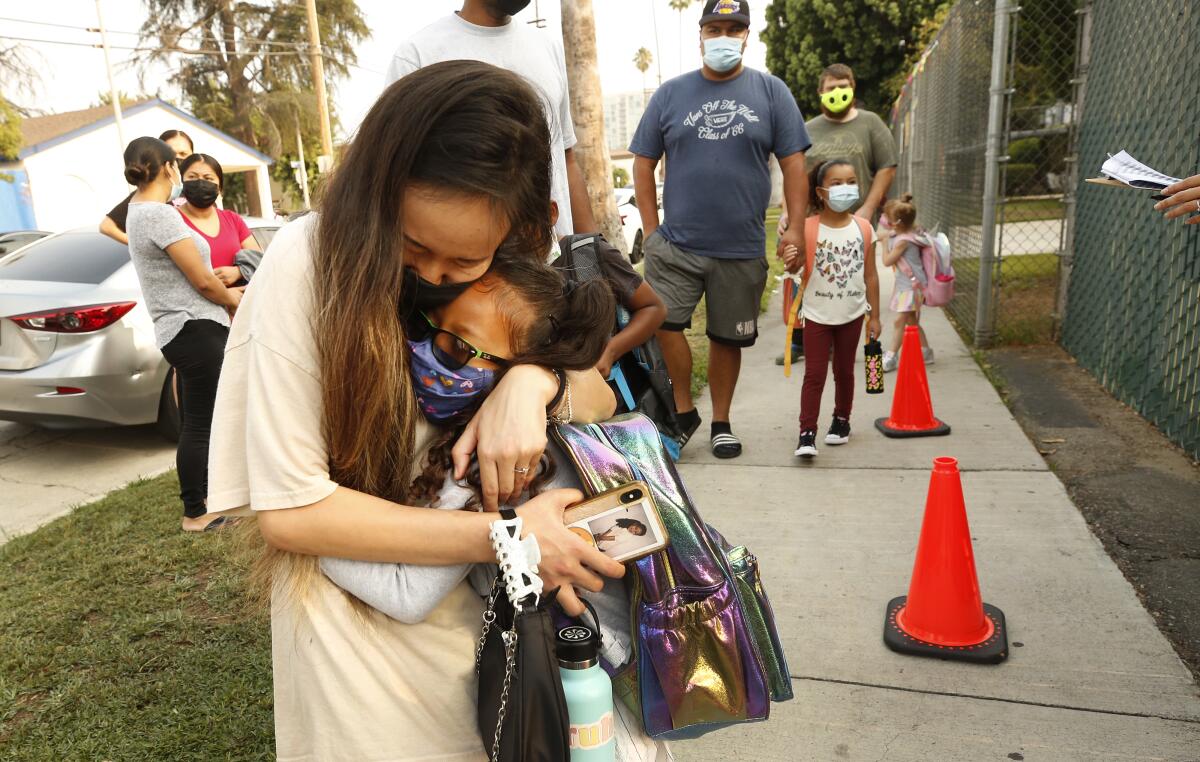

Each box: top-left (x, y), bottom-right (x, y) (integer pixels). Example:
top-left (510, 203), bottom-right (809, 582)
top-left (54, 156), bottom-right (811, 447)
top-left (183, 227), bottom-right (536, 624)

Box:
top-left (874, 325), bottom-right (950, 437)
top-left (884, 457), bottom-right (1008, 664)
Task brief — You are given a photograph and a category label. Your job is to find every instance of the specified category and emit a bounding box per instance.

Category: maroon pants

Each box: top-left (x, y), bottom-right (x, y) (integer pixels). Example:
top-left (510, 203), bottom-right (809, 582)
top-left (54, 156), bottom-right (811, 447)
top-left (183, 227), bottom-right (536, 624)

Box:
top-left (799, 316), bottom-right (864, 431)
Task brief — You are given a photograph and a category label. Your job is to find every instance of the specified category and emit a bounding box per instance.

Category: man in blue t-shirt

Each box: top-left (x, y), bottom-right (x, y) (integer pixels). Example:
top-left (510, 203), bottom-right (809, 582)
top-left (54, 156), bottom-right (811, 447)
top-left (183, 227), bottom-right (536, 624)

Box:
top-left (630, 0), bottom-right (811, 459)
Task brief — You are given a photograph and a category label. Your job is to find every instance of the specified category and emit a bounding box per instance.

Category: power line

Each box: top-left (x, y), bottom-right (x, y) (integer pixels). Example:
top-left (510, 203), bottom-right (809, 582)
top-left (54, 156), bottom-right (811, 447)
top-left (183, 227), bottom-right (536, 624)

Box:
top-left (0, 15), bottom-right (312, 49)
top-left (0, 33), bottom-right (321, 58)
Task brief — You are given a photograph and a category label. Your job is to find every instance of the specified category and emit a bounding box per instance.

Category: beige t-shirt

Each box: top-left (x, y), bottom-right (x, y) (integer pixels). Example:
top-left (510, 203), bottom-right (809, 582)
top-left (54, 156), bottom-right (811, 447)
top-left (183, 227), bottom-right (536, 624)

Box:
top-left (207, 214), bottom-right (486, 762)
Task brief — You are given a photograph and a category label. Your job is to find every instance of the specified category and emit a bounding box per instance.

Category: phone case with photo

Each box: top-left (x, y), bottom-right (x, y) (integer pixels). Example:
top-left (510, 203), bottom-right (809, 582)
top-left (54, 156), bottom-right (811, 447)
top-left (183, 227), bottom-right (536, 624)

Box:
top-left (563, 481), bottom-right (669, 563)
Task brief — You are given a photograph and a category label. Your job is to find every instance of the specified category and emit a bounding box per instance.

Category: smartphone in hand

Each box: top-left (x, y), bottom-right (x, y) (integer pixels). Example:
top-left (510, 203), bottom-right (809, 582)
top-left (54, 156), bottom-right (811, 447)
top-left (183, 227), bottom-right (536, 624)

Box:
top-left (563, 481), bottom-right (669, 564)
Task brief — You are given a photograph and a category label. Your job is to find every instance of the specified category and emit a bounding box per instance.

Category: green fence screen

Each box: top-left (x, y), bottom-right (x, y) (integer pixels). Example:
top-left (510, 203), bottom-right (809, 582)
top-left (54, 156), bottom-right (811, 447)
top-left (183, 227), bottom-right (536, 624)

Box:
top-left (1062, 0), bottom-right (1200, 459)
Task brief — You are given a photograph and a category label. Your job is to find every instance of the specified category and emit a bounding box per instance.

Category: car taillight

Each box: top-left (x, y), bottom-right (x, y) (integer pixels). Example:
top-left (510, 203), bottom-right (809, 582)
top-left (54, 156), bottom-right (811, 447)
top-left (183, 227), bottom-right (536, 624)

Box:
top-left (620, 214), bottom-right (627, 224)
top-left (7, 302), bottom-right (137, 333)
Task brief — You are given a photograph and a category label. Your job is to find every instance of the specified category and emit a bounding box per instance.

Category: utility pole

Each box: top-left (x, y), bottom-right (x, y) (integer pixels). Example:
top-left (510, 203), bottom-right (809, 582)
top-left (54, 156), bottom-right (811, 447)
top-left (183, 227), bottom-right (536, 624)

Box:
top-left (650, 2), bottom-right (663, 86)
top-left (94, 0), bottom-right (125, 152)
top-left (304, 0), bottom-right (335, 168)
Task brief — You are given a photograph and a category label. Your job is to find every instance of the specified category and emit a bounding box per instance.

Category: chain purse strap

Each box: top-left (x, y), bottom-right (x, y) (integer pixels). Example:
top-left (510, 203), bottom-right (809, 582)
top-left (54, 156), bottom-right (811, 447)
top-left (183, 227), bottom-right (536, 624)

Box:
top-left (477, 509), bottom-right (543, 762)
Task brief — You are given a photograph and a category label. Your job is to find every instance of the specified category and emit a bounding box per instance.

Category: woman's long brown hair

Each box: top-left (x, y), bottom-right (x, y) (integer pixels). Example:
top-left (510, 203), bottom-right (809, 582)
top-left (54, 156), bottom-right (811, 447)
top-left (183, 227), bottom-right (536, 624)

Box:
top-left (315, 60), bottom-right (553, 505)
top-left (247, 61), bottom-right (555, 614)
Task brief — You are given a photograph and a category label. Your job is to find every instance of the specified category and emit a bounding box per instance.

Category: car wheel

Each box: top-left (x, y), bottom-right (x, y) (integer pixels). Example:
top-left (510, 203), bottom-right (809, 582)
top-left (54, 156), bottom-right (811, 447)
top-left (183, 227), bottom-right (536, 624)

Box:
top-left (156, 367), bottom-right (181, 442)
top-left (630, 229), bottom-right (644, 265)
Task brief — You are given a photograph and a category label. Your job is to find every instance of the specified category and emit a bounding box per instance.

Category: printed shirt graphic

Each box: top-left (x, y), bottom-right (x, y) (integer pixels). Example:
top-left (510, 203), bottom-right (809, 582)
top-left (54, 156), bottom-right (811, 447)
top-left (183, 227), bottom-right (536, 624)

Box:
top-left (802, 220), bottom-right (869, 326)
top-left (630, 68), bottom-right (810, 259)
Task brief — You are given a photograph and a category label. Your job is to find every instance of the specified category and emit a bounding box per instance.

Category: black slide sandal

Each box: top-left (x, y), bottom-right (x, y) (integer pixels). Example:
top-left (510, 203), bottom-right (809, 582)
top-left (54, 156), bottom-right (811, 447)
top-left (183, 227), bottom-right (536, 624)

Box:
top-left (710, 431), bottom-right (742, 459)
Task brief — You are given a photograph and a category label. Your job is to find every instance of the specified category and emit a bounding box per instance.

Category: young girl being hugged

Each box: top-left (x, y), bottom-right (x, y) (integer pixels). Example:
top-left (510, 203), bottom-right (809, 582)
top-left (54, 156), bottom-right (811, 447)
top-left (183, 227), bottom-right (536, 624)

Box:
top-left (880, 194), bottom-right (934, 371)
top-left (785, 159), bottom-right (881, 459)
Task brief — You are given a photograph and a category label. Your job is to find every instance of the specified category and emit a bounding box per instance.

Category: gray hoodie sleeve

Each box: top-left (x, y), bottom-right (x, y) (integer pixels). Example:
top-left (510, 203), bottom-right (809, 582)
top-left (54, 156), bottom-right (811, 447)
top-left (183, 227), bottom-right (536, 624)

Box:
top-left (319, 476), bottom-right (477, 624)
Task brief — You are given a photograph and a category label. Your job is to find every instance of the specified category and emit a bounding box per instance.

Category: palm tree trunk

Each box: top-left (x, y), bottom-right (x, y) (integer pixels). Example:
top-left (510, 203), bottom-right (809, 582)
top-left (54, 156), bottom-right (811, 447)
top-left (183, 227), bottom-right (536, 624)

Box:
top-left (560, 0), bottom-right (626, 254)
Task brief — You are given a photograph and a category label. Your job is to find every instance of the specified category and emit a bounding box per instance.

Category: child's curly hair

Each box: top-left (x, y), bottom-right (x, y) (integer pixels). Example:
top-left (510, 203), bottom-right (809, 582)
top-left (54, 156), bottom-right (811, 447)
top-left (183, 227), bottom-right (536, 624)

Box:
top-left (408, 253), bottom-right (615, 508)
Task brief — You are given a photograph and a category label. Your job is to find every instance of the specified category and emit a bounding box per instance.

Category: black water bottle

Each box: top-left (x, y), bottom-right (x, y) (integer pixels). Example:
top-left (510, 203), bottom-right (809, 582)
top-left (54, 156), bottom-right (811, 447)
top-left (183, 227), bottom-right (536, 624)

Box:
top-left (864, 338), bottom-right (885, 394)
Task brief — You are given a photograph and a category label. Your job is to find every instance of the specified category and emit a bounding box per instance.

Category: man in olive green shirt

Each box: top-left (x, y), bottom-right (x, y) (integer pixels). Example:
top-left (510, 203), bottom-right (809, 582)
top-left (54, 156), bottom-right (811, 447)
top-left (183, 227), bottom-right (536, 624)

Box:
top-left (780, 62), bottom-right (897, 229)
top-left (777, 62), bottom-right (898, 363)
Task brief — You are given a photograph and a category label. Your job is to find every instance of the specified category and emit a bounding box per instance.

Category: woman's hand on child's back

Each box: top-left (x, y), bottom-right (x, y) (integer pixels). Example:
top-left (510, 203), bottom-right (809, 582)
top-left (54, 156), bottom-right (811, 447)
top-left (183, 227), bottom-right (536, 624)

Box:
top-left (516, 489), bottom-right (626, 616)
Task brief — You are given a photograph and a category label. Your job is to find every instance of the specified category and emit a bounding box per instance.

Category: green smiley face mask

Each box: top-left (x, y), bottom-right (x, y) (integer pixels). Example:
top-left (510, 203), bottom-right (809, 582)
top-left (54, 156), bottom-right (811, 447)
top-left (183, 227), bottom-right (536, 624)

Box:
top-left (821, 86), bottom-right (854, 114)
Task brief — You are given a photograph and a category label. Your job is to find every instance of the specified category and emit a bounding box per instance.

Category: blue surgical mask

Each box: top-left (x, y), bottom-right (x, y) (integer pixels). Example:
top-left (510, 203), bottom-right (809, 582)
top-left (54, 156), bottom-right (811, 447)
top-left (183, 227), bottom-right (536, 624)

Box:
top-left (825, 184), bottom-right (860, 213)
top-left (702, 36), bottom-right (744, 73)
top-left (407, 338), bottom-right (496, 423)
top-left (167, 165), bottom-right (183, 202)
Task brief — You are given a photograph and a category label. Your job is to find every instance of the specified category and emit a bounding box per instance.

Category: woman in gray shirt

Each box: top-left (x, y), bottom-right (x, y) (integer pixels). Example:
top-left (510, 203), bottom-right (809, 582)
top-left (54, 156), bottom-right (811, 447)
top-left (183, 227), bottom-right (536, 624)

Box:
top-left (122, 136), bottom-right (242, 531)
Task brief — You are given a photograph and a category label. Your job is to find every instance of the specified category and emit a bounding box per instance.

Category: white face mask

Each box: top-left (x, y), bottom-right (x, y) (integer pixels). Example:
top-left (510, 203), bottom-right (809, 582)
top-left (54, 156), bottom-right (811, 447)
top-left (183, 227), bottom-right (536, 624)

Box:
top-left (167, 164), bottom-right (183, 202)
top-left (825, 184), bottom-right (860, 212)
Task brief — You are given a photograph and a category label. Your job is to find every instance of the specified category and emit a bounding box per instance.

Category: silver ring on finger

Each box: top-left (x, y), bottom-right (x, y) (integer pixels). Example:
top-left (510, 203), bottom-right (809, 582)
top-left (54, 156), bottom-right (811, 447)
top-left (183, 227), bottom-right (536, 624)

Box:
top-left (513, 465), bottom-right (530, 474)
top-left (1194, 199), bottom-right (1199, 212)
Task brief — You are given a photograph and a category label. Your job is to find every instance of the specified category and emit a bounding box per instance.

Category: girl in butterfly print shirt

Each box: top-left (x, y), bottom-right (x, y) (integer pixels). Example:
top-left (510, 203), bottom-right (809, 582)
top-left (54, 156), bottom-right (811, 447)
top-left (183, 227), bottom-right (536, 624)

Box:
top-left (782, 159), bottom-right (881, 458)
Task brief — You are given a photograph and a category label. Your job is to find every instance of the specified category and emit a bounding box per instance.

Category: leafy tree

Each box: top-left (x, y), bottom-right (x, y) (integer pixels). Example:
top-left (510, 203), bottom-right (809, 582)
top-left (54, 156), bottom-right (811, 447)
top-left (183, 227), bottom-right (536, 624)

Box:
top-left (0, 98), bottom-right (22, 164)
top-left (612, 166), bottom-right (630, 188)
top-left (0, 43), bottom-right (38, 163)
top-left (667, 0), bottom-right (694, 74)
top-left (761, 0), bottom-right (948, 117)
top-left (139, 0), bottom-right (368, 214)
top-left (633, 47), bottom-right (654, 105)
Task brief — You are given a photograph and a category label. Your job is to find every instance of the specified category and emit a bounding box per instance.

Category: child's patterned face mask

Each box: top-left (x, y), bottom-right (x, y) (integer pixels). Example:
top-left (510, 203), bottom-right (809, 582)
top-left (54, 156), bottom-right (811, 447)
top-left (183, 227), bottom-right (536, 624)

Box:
top-left (407, 338), bottom-right (496, 423)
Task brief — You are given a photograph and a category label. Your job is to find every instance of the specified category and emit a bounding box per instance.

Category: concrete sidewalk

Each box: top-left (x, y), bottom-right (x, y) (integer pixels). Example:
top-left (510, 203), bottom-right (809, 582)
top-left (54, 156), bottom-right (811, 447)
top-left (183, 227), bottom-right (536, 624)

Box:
top-left (673, 269), bottom-right (1200, 760)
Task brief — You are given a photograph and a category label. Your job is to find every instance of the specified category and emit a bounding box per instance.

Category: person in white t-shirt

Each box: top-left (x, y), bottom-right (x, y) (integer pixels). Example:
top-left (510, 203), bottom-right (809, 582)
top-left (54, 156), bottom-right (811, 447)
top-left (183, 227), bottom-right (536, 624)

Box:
top-left (204, 62), bottom-right (624, 761)
top-left (783, 158), bottom-right (881, 459)
top-left (385, 0), bottom-right (596, 241)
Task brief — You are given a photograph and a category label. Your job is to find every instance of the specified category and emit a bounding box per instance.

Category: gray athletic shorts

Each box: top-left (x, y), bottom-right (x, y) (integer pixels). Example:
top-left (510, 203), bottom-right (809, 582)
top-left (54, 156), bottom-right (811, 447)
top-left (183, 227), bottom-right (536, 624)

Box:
top-left (643, 230), bottom-right (769, 347)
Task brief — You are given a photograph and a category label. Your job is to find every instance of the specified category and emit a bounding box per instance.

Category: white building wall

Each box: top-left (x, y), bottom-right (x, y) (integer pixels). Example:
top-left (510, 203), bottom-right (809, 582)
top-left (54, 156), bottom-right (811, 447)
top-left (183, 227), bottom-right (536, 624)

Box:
top-left (23, 105), bottom-right (272, 232)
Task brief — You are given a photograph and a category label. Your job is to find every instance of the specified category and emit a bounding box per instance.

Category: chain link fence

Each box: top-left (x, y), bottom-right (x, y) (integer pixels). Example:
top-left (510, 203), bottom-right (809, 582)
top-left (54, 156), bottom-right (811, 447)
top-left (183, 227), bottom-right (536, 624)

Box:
top-left (1061, 0), bottom-right (1200, 459)
top-left (890, 0), bottom-right (1080, 346)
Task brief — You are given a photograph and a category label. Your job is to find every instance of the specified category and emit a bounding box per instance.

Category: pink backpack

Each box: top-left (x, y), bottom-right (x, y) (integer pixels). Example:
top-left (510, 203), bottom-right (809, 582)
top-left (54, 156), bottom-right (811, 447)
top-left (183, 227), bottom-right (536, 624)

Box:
top-left (892, 230), bottom-right (955, 307)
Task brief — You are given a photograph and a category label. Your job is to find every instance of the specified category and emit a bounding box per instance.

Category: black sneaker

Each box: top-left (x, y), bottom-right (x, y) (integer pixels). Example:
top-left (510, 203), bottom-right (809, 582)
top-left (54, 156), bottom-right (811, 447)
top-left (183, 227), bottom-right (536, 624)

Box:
top-left (825, 416), bottom-right (851, 446)
top-left (794, 430), bottom-right (818, 459)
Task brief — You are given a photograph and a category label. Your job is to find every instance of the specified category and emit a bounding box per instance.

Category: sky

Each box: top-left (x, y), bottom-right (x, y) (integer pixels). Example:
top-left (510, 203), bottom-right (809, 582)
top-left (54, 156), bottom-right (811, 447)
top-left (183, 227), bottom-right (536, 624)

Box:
top-left (3, 0), bottom-right (770, 142)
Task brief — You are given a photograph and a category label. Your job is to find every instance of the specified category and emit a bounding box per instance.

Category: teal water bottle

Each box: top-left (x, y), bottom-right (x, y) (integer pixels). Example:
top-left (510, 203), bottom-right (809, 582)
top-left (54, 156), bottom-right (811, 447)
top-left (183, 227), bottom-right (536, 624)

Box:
top-left (556, 624), bottom-right (615, 761)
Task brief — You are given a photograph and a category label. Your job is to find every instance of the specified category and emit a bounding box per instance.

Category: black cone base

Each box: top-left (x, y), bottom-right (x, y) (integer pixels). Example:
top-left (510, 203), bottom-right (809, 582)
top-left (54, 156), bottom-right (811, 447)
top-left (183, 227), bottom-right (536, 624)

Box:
top-left (883, 596), bottom-right (1008, 664)
top-left (874, 417), bottom-right (951, 438)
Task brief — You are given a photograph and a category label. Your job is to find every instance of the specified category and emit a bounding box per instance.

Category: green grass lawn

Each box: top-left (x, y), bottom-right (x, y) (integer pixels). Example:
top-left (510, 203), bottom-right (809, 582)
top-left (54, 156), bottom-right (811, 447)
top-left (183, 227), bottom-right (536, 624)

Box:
top-left (0, 474), bottom-right (274, 760)
top-left (1001, 196), bottom-right (1064, 223)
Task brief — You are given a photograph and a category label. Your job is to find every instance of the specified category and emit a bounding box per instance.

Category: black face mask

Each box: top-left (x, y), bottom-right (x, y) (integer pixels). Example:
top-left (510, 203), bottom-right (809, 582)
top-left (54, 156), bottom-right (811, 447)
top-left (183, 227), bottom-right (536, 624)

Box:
top-left (398, 267), bottom-right (477, 320)
top-left (488, 0), bottom-right (531, 16)
top-left (182, 179), bottom-right (220, 209)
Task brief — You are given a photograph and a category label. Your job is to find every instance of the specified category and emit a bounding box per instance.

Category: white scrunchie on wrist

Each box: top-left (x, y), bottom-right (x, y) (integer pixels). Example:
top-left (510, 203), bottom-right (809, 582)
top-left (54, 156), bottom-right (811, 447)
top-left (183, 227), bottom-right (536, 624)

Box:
top-left (489, 516), bottom-right (543, 608)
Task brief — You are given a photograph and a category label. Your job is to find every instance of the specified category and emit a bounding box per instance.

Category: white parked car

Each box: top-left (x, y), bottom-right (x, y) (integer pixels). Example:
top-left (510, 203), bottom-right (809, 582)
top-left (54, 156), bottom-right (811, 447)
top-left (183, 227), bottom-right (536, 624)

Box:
top-left (0, 219), bottom-right (279, 439)
top-left (614, 184), bottom-right (662, 264)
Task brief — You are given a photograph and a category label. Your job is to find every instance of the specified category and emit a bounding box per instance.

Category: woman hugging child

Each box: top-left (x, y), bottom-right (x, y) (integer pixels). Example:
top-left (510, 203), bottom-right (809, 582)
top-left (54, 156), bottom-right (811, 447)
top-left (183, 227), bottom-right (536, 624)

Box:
top-left (783, 158), bottom-right (881, 460)
top-left (880, 194), bottom-right (934, 371)
top-left (318, 253), bottom-right (668, 760)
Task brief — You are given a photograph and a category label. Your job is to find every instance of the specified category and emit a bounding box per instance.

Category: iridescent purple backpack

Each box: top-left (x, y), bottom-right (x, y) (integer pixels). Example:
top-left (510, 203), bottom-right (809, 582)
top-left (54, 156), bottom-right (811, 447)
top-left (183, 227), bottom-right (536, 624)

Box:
top-left (552, 414), bottom-right (792, 739)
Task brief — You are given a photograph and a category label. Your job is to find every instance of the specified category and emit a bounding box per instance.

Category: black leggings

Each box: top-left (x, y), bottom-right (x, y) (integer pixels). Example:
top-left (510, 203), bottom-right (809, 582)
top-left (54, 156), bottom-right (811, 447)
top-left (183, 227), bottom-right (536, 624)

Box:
top-left (160, 319), bottom-right (228, 518)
